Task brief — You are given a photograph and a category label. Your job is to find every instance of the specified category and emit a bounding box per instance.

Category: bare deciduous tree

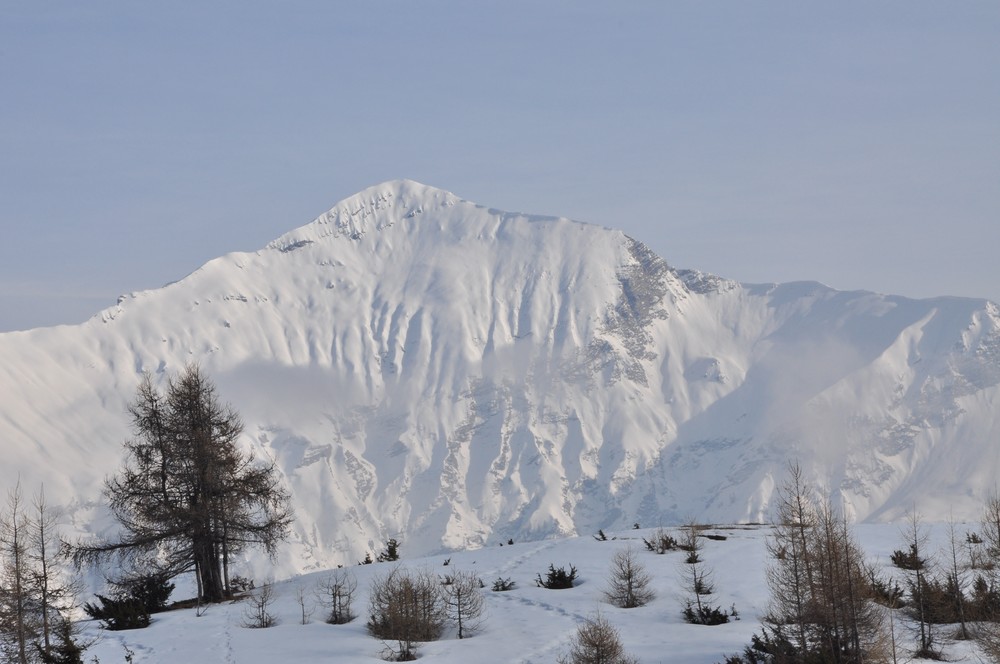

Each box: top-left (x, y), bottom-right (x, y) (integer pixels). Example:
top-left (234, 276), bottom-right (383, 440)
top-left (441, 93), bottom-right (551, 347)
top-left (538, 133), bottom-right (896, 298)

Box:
top-left (603, 547), bottom-right (654, 609)
top-left (439, 570), bottom-right (485, 639)
top-left (0, 481), bottom-right (36, 664)
top-left (766, 461), bottom-right (817, 656)
top-left (295, 584), bottom-right (313, 625)
top-left (982, 491), bottom-right (1000, 561)
top-left (242, 582), bottom-right (276, 629)
top-left (760, 463), bottom-right (887, 664)
top-left (0, 482), bottom-right (83, 664)
top-left (943, 517), bottom-right (970, 640)
top-left (317, 569), bottom-right (357, 625)
top-left (368, 567), bottom-right (445, 660)
top-left (975, 492), bottom-right (1000, 660)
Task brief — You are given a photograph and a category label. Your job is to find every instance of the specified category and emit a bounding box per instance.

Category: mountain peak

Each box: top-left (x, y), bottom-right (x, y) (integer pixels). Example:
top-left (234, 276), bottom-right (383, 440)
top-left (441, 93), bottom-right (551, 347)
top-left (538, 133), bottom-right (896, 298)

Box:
top-left (267, 179), bottom-right (462, 252)
top-left (3, 182), bottom-right (1000, 574)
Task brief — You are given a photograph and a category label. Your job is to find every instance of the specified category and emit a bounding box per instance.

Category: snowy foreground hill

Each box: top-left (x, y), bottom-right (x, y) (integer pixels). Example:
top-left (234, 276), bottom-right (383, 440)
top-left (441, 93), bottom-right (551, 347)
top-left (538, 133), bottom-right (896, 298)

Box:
top-left (2, 180), bottom-right (1000, 575)
top-left (79, 524), bottom-right (981, 664)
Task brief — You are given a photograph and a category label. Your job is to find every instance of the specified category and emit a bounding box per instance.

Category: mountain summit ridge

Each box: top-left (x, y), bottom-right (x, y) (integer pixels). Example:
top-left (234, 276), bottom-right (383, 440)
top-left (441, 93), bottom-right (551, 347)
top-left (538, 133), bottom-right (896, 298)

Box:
top-left (2, 181), bottom-right (998, 575)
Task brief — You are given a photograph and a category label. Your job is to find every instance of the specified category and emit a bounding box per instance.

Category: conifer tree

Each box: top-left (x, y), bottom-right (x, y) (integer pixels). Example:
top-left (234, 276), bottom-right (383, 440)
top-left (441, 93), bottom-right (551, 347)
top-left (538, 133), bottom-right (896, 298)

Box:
top-left (0, 481), bottom-right (36, 664)
top-left (753, 462), bottom-right (886, 664)
top-left (439, 570), bottom-right (485, 639)
top-left (74, 365), bottom-right (292, 602)
top-left (604, 547), bottom-right (654, 609)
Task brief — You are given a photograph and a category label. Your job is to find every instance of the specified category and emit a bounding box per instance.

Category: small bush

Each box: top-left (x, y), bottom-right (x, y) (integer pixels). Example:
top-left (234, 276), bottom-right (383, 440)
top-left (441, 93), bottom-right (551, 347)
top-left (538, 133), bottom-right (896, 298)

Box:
top-left (683, 601), bottom-right (732, 625)
top-left (368, 567), bottom-right (445, 660)
top-left (84, 573), bottom-right (175, 630)
top-left (36, 617), bottom-right (90, 664)
top-left (722, 627), bottom-right (799, 664)
top-left (537, 564), bottom-right (578, 590)
top-left (83, 594), bottom-right (150, 631)
top-left (890, 544), bottom-right (925, 570)
top-left (642, 527), bottom-right (677, 554)
top-left (114, 574), bottom-right (175, 613)
top-left (229, 575), bottom-right (255, 594)
top-left (557, 613), bottom-right (638, 664)
top-left (492, 577), bottom-right (516, 592)
top-left (868, 568), bottom-right (905, 608)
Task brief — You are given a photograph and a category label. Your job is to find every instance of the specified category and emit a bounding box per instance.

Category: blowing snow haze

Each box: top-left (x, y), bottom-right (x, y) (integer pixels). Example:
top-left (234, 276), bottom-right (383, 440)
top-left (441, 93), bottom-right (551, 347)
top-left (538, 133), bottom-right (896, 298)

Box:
top-left (3, 180), bottom-right (999, 575)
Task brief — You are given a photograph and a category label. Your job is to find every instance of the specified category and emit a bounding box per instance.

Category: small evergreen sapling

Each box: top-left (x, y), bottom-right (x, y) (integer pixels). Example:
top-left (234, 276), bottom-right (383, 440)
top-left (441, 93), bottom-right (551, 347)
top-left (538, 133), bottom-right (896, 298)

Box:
top-left (83, 594), bottom-right (150, 631)
top-left (604, 547), bottom-right (654, 609)
top-left (537, 564), bottom-right (577, 589)
top-left (378, 538), bottom-right (401, 563)
top-left (491, 577), bottom-right (515, 592)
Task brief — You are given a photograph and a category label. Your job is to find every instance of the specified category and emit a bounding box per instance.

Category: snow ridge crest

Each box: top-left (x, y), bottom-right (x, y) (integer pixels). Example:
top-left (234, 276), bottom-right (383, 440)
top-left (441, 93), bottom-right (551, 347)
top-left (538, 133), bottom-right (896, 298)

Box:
top-left (267, 179), bottom-right (461, 251)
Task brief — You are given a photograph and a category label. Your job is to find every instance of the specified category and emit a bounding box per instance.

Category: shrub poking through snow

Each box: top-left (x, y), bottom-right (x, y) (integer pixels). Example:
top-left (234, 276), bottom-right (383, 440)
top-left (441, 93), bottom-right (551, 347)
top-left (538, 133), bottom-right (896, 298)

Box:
top-left (537, 564), bottom-right (577, 590)
top-left (368, 567), bottom-right (445, 661)
top-left (491, 577), bottom-right (515, 592)
top-left (642, 527), bottom-right (677, 554)
top-left (557, 612), bottom-right (638, 664)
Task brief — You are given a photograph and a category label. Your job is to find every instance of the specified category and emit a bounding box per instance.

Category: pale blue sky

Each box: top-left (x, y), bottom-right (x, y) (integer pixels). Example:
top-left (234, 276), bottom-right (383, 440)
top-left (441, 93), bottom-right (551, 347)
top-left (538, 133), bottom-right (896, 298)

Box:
top-left (2, 2), bottom-right (998, 331)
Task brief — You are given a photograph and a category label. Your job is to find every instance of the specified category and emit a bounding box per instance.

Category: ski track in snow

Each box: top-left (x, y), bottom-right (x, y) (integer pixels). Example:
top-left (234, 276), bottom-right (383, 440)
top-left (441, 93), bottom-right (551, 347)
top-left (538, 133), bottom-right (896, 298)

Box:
top-left (495, 591), bottom-right (588, 663)
top-left (490, 538), bottom-right (561, 576)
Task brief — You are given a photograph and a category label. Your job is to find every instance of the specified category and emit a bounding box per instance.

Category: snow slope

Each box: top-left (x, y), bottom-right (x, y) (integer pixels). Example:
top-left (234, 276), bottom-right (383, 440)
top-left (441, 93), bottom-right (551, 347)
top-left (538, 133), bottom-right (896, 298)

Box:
top-left (77, 524), bottom-right (982, 664)
top-left (2, 180), bottom-right (999, 575)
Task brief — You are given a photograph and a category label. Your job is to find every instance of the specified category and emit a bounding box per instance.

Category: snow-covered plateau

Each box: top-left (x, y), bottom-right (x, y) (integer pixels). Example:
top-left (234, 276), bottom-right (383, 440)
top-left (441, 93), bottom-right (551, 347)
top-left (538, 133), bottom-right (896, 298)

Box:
top-left (2, 180), bottom-right (999, 578)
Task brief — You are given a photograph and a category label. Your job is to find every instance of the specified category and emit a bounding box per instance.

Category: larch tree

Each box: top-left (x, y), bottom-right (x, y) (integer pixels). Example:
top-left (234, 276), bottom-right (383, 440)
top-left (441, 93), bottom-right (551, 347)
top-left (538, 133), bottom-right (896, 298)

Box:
top-left (1, 481), bottom-right (86, 664)
top-left (760, 463), bottom-right (886, 664)
top-left (74, 365), bottom-right (293, 603)
top-left (558, 613), bottom-right (638, 664)
top-left (765, 462), bottom-right (818, 657)
top-left (603, 546), bottom-right (654, 609)
top-left (897, 510), bottom-right (938, 659)
top-left (0, 481), bottom-right (36, 664)
top-left (975, 492), bottom-right (1000, 661)
top-left (439, 570), bottom-right (485, 639)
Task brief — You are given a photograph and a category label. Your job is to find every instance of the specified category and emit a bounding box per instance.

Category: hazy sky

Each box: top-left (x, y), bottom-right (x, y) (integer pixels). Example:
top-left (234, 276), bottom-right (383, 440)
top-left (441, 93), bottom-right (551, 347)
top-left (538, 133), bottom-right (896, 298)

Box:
top-left (2, 2), bottom-right (998, 331)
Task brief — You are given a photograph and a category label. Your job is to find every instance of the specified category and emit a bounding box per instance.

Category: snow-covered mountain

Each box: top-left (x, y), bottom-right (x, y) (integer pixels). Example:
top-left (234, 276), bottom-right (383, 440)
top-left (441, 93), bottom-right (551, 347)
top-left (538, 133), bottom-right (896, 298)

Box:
top-left (3, 180), bottom-right (999, 574)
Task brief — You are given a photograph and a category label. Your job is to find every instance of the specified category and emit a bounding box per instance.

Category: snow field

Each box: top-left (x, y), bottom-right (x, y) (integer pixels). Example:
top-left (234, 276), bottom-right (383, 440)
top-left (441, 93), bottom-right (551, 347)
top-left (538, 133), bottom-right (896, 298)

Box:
top-left (80, 522), bottom-right (990, 663)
